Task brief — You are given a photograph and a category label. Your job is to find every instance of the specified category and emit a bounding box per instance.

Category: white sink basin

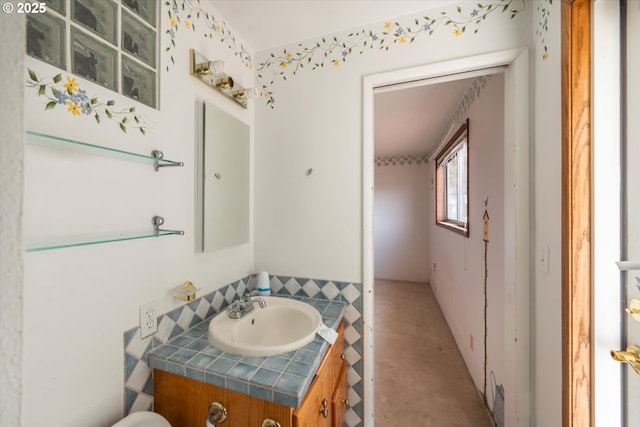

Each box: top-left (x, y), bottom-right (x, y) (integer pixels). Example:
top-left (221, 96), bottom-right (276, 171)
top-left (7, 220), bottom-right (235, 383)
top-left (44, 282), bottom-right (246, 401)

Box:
top-left (207, 296), bottom-right (323, 356)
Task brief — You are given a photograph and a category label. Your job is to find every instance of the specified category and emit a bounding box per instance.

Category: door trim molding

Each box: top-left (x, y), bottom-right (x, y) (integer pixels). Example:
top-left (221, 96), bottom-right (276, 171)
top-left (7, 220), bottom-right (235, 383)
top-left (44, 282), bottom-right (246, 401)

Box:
top-left (561, 0), bottom-right (592, 425)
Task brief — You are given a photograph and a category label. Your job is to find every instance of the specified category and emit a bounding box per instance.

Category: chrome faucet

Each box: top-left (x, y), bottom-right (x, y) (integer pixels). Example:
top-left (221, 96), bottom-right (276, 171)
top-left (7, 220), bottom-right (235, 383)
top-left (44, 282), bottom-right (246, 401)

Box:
top-left (227, 291), bottom-right (266, 319)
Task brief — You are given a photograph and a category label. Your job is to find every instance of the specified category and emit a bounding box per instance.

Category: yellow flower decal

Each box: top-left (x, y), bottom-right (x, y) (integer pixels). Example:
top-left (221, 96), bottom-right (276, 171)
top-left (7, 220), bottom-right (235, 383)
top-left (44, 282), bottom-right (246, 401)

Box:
top-left (170, 17), bottom-right (177, 28)
top-left (63, 77), bottom-right (79, 94)
top-left (384, 21), bottom-right (392, 30)
top-left (66, 101), bottom-right (81, 116)
top-left (332, 59), bottom-right (340, 67)
top-left (26, 68), bottom-right (147, 134)
top-left (184, 20), bottom-right (191, 29)
top-left (453, 27), bottom-right (462, 36)
top-left (543, 51), bottom-right (549, 61)
top-left (215, 24), bottom-right (221, 33)
top-left (280, 62), bottom-right (287, 69)
top-left (398, 35), bottom-right (407, 44)
top-left (286, 52), bottom-right (293, 60)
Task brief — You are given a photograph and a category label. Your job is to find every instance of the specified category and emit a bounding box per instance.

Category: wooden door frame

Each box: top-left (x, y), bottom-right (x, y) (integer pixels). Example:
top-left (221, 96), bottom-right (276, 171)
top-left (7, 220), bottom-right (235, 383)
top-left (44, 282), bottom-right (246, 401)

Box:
top-left (561, 0), bottom-right (592, 426)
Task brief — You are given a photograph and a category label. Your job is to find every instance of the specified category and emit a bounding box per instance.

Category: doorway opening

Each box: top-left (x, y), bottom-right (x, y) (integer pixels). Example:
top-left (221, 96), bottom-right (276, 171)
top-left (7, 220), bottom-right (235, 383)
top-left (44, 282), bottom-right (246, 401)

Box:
top-left (372, 69), bottom-right (503, 426)
top-left (362, 48), bottom-right (530, 427)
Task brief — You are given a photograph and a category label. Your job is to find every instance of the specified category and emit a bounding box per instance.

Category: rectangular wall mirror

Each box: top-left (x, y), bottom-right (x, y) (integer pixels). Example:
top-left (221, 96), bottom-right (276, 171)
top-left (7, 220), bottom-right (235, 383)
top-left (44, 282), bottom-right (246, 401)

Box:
top-left (196, 101), bottom-right (250, 252)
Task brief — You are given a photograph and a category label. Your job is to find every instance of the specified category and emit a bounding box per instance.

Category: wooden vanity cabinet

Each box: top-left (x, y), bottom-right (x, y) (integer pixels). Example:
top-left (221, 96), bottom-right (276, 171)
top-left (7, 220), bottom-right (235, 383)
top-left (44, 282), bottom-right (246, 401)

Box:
top-left (154, 369), bottom-right (293, 427)
top-left (330, 322), bottom-right (348, 427)
top-left (331, 361), bottom-right (349, 427)
top-left (292, 361), bottom-right (331, 427)
top-left (154, 321), bottom-right (347, 427)
top-left (293, 321), bottom-right (346, 427)
top-left (330, 322), bottom-right (346, 389)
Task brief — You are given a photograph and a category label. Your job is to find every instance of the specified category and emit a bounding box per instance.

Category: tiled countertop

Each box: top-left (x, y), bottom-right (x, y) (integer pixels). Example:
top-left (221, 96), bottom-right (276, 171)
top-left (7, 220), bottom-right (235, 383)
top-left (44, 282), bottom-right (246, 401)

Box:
top-left (148, 296), bottom-right (346, 408)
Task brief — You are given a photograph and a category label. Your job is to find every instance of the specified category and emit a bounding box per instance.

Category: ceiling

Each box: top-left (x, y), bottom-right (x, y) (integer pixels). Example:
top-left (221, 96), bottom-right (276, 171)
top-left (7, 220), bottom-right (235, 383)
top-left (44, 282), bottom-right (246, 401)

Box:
top-left (209, 1), bottom-right (456, 52)
top-left (373, 78), bottom-right (474, 158)
top-left (209, 0), bottom-right (471, 157)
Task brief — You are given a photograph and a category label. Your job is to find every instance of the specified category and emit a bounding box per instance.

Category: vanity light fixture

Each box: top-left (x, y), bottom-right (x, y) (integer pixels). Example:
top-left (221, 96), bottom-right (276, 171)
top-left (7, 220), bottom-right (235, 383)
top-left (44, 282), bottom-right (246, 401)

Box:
top-left (190, 49), bottom-right (253, 109)
top-left (232, 87), bottom-right (259, 100)
top-left (194, 59), bottom-right (226, 76)
top-left (215, 76), bottom-right (234, 90)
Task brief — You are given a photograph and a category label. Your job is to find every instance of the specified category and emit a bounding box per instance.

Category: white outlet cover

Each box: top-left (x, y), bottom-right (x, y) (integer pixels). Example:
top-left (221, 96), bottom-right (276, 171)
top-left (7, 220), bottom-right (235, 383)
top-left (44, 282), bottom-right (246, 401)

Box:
top-left (140, 301), bottom-right (158, 338)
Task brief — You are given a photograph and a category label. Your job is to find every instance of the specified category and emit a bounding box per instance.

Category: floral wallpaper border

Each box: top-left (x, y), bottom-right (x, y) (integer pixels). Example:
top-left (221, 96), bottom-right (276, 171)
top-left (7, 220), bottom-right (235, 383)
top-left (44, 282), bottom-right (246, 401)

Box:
top-left (25, 69), bottom-right (148, 135)
top-left (537, 0), bottom-right (553, 61)
top-left (256, 0), bottom-right (528, 107)
top-left (25, 0), bottom-right (553, 126)
top-left (165, 0), bottom-right (552, 108)
top-left (375, 154), bottom-right (430, 167)
top-left (164, 0), bottom-right (252, 72)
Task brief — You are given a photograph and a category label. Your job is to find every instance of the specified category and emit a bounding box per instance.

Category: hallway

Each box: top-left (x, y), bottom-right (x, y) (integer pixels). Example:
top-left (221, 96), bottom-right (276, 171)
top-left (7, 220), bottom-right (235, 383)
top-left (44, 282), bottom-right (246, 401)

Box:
top-left (374, 279), bottom-right (494, 427)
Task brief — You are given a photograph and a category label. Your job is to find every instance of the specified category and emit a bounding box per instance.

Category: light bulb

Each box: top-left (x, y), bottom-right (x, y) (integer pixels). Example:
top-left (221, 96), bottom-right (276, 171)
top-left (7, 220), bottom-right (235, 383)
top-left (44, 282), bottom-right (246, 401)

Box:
top-left (232, 88), bottom-right (259, 100)
top-left (195, 59), bottom-right (226, 75)
top-left (209, 60), bottom-right (226, 75)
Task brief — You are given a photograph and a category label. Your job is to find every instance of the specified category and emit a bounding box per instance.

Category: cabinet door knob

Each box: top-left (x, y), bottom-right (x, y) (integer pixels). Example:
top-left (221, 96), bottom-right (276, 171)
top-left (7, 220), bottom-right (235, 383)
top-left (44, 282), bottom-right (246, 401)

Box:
top-left (339, 353), bottom-right (345, 360)
top-left (261, 419), bottom-right (281, 427)
top-left (319, 398), bottom-right (329, 418)
top-left (342, 399), bottom-right (349, 406)
top-left (208, 401), bottom-right (228, 424)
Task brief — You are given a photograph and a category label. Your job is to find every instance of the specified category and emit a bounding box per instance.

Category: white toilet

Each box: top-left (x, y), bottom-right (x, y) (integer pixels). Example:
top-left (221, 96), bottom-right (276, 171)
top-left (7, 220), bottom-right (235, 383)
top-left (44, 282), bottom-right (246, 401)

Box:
top-left (111, 411), bottom-right (171, 427)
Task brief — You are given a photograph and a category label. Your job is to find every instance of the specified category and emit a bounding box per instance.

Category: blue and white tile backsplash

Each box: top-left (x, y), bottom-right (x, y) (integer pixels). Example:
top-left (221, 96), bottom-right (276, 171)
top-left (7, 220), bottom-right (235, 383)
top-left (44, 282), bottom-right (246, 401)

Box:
top-left (123, 275), bottom-right (363, 427)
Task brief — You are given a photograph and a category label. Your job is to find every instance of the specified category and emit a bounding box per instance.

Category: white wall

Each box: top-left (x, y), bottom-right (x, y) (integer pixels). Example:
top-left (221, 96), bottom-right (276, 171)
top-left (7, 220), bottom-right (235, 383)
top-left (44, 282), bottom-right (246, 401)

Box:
top-left (254, 3), bottom-right (532, 283)
top-left (250, 2), bottom-right (570, 426)
top-left (373, 162), bottom-right (430, 282)
top-left (0, 11), bottom-right (25, 427)
top-left (20, 3), bottom-right (255, 426)
top-left (592, 1), bottom-right (627, 425)
top-left (531, 0), bottom-right (563, 425)
top-left (428, 73), bottom-right (506, 403)
top-left (7, 1), bottom-right (570, 426)
top-left (253, 2), bottom-right (565, 425)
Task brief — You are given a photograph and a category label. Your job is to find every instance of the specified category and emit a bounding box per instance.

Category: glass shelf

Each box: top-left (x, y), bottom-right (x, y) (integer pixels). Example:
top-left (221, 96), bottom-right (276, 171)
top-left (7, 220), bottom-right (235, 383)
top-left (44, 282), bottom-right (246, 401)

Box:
top-left (26, 229), bottom-right (184, 252)
top-left (25, 130), bottom-right (184, 170)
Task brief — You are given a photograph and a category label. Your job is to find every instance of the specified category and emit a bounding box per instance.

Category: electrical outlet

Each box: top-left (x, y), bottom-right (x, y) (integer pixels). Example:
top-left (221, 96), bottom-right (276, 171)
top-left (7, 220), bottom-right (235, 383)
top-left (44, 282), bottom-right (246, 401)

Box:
top-left (140, 301), bottom-right (158, 338)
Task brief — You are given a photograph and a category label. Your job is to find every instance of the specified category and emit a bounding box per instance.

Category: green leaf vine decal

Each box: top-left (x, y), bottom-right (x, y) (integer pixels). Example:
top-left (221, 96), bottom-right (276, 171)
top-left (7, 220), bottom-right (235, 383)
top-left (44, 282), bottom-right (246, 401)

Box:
top-left (537, 0), bottom-right (552, 60)
top-left (256, 0), bottom-right (526, 107)
top-left (164, 0), bottom-right (252, 72)
top-left (26, 69), bottom-right (148, 135)
top-left (161, 0), bottom-right (549, 108)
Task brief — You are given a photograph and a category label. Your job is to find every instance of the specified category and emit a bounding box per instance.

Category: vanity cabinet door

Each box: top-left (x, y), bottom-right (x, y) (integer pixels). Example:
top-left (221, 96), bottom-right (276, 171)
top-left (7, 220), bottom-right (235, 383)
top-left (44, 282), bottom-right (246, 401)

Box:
top-left (293, 362), bottom-right (332, 427)
top-left (154, 369), bottom-right (293, 427)
top-left (329, 322), bottom-right (345, 391)
top-left (331, 360), bottom-right (348, 427)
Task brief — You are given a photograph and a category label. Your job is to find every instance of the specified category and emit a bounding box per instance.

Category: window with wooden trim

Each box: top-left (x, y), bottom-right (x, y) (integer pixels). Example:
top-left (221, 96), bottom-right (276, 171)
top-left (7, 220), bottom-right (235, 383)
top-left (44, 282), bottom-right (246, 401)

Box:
top-left (435, 120), bottom-right (469, 237)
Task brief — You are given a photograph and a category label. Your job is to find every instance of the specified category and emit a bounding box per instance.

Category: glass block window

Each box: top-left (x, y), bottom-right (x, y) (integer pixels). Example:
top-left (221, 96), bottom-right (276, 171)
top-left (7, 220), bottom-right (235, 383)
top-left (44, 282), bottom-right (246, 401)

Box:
top-left (27, 0), bottom-right (159, 109)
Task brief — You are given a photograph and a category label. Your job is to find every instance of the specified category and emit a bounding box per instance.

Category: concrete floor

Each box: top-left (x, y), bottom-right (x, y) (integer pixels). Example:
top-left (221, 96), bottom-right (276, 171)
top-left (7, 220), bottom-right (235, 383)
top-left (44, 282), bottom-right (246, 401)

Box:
top-left (374, 279), bottom-right (494, 427)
